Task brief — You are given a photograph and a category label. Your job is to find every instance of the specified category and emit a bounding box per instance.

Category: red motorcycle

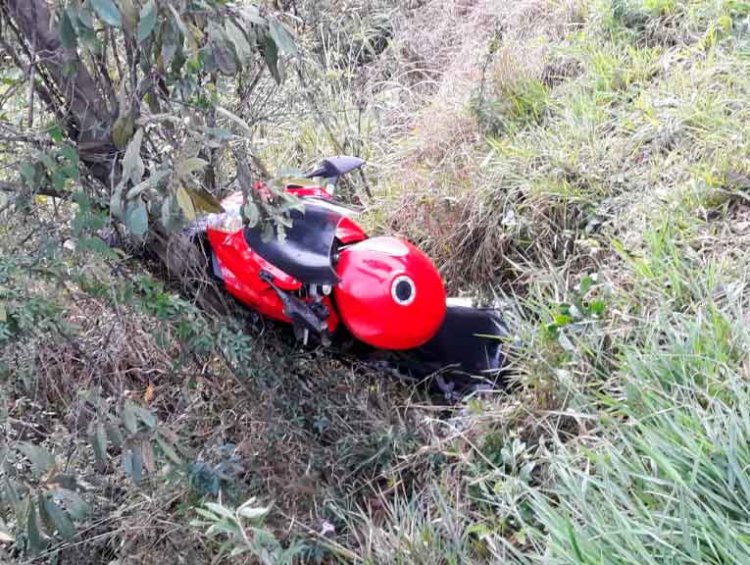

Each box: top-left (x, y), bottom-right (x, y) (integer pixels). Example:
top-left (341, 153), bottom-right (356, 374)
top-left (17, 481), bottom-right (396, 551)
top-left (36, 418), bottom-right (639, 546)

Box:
top-left (200, 156), bottom-right (508, 393)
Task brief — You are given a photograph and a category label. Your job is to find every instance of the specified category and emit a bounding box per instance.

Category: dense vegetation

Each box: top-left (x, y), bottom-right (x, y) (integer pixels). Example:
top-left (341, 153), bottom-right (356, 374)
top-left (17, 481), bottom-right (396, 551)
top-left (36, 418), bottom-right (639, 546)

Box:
top-left (2, 0), bottom-right (750, 562)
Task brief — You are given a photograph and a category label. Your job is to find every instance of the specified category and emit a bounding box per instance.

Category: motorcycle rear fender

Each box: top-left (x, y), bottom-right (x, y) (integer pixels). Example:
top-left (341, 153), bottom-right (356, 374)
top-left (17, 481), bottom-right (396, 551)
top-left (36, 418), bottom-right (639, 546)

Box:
top-left (413, 304), bottom-right (508, 376)
top-left (370, 304), bottom-right (509, 381)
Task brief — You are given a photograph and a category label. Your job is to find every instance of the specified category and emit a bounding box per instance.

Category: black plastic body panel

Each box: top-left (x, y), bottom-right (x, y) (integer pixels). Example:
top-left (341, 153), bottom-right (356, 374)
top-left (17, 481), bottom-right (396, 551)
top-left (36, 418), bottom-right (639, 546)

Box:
top-left (406, 305), bottom-right (508, 377)
top-left (306, 155), bottom-right (365, 180)
top-left (345, 305), bottom-right (509, 391)
top-left (244, 203), bottom-right (342, 286)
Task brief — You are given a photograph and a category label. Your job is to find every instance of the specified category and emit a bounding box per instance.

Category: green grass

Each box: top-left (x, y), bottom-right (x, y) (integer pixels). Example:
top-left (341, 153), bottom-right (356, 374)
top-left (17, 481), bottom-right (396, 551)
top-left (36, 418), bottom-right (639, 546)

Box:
top-left (530, 306), bottom-right (750, 563)
top-left (299, 0), bottom-right (750, 562)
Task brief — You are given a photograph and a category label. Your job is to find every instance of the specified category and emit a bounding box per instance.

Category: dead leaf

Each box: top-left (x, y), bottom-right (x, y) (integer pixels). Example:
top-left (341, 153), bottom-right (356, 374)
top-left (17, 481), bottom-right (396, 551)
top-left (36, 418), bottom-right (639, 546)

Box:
top-left (144, 382), bottom-right (155, 404)
top-left (176, 185), bottom-right (196, 220)
top-left (186, 186), bottom-right (224, 213)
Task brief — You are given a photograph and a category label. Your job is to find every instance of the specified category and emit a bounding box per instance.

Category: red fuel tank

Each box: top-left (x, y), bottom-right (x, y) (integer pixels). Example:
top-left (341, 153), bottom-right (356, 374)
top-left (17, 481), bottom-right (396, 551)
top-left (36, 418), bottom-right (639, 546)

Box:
top-left (333, 237), bottom-right (447, 350)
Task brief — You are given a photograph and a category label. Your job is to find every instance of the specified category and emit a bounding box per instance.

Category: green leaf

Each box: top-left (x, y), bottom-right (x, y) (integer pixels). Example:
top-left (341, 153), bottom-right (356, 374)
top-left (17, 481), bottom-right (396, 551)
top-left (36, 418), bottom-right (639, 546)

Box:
top-left (59, 9), bottom-right (78, 50)
top-left (206, 520), bottom-right (243, 538)
top-left (243, 201), bottom-right (260, 228)
top-left (124, 199), bottom-right (148, 236)
top-left (110, 183), bottom-right (125, 219)
top-left (122, 448), bottom-right (134, 477)
top-left (106, 422), bottom-right (124, 448)
top-left (166, 4), bottom-right (188, 37)
top-left (59, 144), bottom-right (80, 165)
top-left (90, 0), bottom-right (122, 28)
top-left (589, 299), bottom-right (607, 316)
top-left (268, 20), bottom-right (297, 56)
top-left (18, 443), bottom-right (54, 479)
top-left (261, 220), bottom-right (275, 243)
top-left (133, 406), bottom-right (156, 429)
top-left (215, 106), bottom-right (253, 136)
top-left (193, 507), bottom-right (219, 521)
top-left (553, 313), bottom-right (573, 327)
top-left (117, 0), bottom-right (138, 31)
top-left (156, 434), bottom-right (182, 465)
top-left (52, 489), bottom-right (89, 521)
top-left (131, 447), bottom-right (144, 484)
top-left (121, 127), bottom-right (145, 186)
top-left (137, 0), bottom-right (157, 41)
top-left (176, 157), bottom-right (208, 179)
top-left (205, 502), bottom-right (236, 520)
top-left (160, 195), bottom-right (176, 230)
top-left (186, 187), bottom-right (224, 214)
top-left (48, 123), bottom-right (64, 143)
top-left (52, 169), bottom-right (67, 191)
top-left (263, 34), bottom-right (281, 83)
top-left (20, 162), bottom-right (38, 188)
top-left (90, 422), bottom-right (108, 464)
top-left (579, 275), bottom-right (594, 296)
top-left (121, 403), bottom-right (139, 434)
top-left (213, 45), bottom-right (238, 75)
top-left (26, 501), bottom-right (43, 553)
top-left (240, 5), bottom-right (265, 25)
top-left (176, 185), bottom-right (196, 221)
top-left (225, 20), bottom-right (252, 62)
top-left (41, 495), bottom-right (75, 539)
top-left (3, 477), bottom-right (22, 510)
top-left (95, 423), bottom-right (108, 458)
top-left (112, 113), bottom-right (136, 150)
top-left (126, 169), bottom-right (170, 200)
top-left (76, 7), bottom-right (95, 29)
top-left (237, 504), bottom-right (271, 521)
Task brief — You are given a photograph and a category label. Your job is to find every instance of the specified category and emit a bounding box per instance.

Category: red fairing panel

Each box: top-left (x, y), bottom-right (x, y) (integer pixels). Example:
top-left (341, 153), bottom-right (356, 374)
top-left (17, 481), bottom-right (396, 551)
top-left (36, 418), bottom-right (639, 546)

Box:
top-left (336, 216), bottom-right (367, 244)
top-left (286, 186), bottom-right (333, 199)
top-left (206, 228), bottom-right (339, 331)
top-left (333, 237), bottom-right (447, 350)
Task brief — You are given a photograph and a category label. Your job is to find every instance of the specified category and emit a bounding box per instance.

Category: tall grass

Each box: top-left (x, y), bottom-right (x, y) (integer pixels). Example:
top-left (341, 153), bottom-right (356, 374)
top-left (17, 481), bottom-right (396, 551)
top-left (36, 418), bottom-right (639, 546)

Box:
top-left (289, 0), bottom-right (750, 562)
top-left (529, 304), bottom-right (750, 563)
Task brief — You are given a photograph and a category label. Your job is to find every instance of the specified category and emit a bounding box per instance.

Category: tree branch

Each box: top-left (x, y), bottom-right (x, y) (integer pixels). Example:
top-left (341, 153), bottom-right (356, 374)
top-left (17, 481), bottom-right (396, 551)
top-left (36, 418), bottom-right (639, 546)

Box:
top-left (4, 0), bottom-right (117, 186)
top-left (0, 180), bottom-right (71, 200)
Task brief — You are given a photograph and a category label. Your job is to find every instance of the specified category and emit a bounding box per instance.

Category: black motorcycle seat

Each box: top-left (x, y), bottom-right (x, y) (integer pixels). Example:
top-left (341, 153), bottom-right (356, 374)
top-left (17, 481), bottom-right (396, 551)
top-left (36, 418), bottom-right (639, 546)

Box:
top-left (244, 202), bottom-right (342, 286)
top-left (306, 155), bottom-right (365, 180)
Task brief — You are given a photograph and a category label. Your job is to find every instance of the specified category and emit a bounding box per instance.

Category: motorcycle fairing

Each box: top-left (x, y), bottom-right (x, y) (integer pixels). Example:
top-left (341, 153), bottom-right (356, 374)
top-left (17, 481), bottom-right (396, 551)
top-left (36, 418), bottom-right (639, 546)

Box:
top-left (284, 192), bottom-right (367, 245)
top-left (410, 304), bottom-right (508, 377)
top-left (208, 228), bottom-right (341, 332)
top-left (347, 304), bottom-right (509, 394)
top-left (333, 236), bottom-right (447, 350)
top-left (243, 203), bottom-right (344, 286)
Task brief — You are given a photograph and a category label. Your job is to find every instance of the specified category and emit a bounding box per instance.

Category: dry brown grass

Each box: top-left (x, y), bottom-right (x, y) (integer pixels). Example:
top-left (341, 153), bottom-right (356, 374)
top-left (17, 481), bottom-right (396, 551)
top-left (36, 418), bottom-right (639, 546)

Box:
top-left (0, 223), bottom-right (445, 561)
top-left (353, 0), bottom-right (590, 293)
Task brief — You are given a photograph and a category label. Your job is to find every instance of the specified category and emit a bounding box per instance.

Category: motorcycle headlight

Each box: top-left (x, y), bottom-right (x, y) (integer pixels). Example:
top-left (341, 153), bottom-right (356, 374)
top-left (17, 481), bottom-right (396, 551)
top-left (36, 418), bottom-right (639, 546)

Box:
top-left (391, 275), bottom-right (416, 306)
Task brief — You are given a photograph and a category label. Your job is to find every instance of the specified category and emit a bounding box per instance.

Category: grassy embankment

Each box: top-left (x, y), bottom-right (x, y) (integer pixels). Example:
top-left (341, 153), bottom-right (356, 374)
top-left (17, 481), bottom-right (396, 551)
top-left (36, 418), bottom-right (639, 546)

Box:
top-left (3, 0), bottom-right (750, 562)
top-left (273, 0), bottom-right (750, 561)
